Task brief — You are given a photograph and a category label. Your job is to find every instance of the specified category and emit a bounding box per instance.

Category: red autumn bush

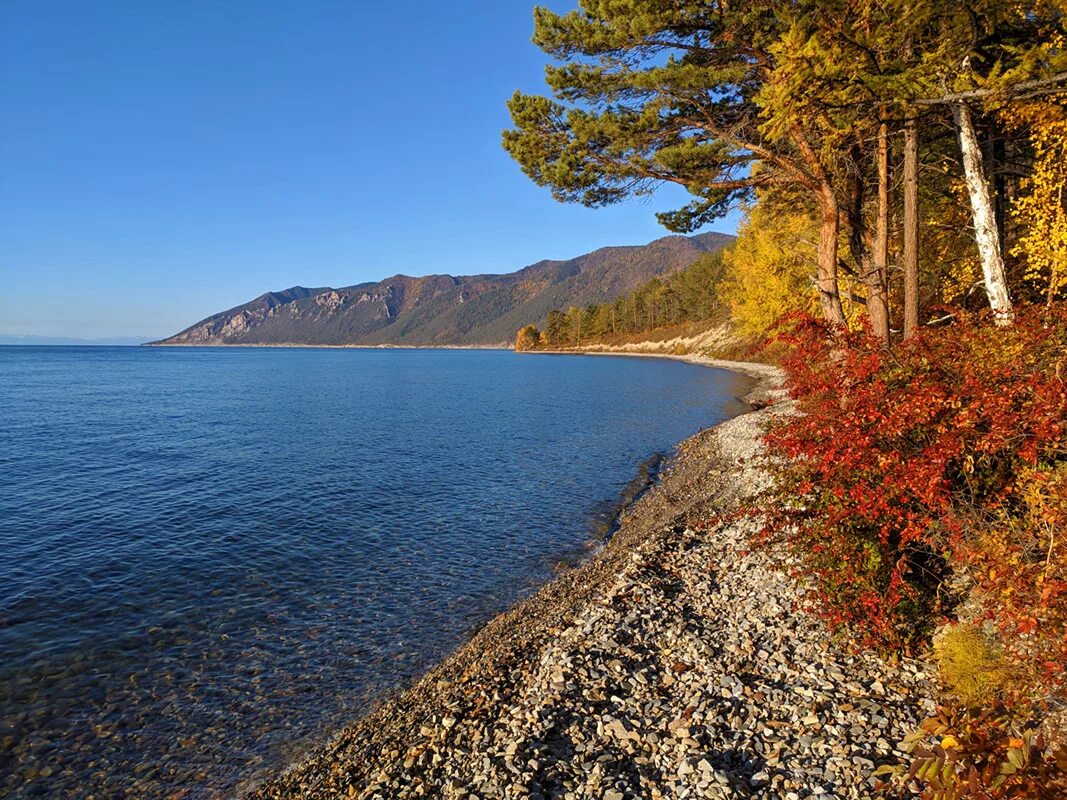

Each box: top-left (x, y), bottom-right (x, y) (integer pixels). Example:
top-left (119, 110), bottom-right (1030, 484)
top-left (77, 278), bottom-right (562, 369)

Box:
top-left (764, 306), bottom-right (1067, 797)
top-left (763, 306), bottom-right (1067, 668)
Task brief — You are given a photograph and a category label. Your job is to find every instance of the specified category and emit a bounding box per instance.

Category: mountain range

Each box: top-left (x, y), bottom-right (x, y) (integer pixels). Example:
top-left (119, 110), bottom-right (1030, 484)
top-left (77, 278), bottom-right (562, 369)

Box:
top-left (150, 232), bottom-right (733, 347)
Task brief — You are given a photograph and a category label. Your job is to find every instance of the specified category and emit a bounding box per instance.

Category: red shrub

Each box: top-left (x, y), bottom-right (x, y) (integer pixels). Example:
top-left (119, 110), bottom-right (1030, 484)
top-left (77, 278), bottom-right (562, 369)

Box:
top-left (763, 306), bottom-right (1067, 662)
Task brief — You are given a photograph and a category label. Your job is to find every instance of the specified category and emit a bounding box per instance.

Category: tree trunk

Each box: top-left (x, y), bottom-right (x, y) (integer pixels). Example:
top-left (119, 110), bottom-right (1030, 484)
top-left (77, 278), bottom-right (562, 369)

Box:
top-left (870, 117), bottom-right (891, 346)
top-left (844, 157), bottom-right (888, 345)
top-left (817, 185), bottom-right (847, 328)
top-left (903, 116), bottom-right (920, 338)
top-left (991, 133), bottom-right (1006, 252)
top-left (952, 102), bottom-right (1014, 325)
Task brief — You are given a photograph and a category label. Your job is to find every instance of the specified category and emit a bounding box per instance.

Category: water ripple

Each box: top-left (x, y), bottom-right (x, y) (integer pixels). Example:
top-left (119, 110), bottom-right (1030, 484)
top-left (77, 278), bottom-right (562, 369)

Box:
top-left (0, 346), bottom-right (749, 798)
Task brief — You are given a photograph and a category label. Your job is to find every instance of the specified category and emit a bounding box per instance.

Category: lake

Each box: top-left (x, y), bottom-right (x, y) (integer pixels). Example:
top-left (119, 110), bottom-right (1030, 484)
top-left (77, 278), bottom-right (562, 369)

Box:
top-left (0, 346), bottom-right (750, 798)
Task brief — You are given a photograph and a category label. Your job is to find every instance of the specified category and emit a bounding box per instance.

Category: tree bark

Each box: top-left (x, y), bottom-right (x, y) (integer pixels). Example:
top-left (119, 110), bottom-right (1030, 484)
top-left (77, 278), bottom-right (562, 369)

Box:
top-left (903, 117), bottom-right (920, 338)
top-left (952, 102), bottom-right (1015, 325)
top-left (991, 133), bottom-right (1006, 251)
top-left (817, 184), bottom-right (848, 328)
top-left (870, 117), bottom-right (891, 346)
top-left (789, 124), bottom-right (846, 329)
top-left (845, 147), bottom-right (889, 345)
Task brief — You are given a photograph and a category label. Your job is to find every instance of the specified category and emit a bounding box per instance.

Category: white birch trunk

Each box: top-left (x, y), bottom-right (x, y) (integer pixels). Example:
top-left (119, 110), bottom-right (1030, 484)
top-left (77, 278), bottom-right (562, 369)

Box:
top-left (953, 102), bottom-right (1014, 325)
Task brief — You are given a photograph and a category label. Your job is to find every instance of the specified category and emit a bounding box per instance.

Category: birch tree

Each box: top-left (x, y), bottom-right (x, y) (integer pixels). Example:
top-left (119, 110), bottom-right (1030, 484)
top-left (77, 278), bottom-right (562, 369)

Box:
top-left (918, 1), bottom-right (1067, 324)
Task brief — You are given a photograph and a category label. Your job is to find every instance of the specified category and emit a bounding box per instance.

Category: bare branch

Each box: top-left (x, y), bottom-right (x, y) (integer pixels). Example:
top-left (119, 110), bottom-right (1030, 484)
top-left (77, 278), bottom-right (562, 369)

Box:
top-left (912, 71), bottom-right (1067, 106)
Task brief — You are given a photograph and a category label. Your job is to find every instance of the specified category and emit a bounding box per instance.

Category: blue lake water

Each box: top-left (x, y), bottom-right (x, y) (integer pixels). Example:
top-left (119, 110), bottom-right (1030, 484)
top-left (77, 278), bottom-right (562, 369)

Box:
top-left (0, 346), bottom-right (750, 798)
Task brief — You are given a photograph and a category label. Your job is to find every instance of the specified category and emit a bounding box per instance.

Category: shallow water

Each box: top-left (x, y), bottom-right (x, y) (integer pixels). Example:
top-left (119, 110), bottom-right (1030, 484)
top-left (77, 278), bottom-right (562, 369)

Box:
top-left (0, 346), bottom-right (750, 798)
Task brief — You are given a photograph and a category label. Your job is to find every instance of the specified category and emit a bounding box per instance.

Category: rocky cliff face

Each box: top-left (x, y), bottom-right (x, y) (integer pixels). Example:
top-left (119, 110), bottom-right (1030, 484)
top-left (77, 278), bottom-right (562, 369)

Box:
top-left (152, 232), bottom-right (733, 347)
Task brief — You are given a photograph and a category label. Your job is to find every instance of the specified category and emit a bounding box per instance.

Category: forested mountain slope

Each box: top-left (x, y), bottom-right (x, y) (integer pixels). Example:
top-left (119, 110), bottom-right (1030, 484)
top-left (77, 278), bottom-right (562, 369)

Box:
top-left (152, 232), bottom-right (732, 346)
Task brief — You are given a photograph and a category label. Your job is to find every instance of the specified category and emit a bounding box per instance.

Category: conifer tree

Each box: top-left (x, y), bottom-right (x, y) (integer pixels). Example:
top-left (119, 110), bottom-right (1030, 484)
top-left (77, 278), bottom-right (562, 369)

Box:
top-left (545, 309), bottom-right (567, 348)
top-left (503, 1), bottom-right (850, 327)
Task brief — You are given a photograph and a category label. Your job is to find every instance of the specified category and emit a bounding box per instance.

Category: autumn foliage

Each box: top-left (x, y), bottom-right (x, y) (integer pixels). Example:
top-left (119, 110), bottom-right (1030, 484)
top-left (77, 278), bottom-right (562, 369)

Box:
top-left (1006, 99), bottom-right (1067, 308)
top-left (514, 323), bottom-right (543, 351)
top-left (889, 704), bottom-right (1067, 798)
top-left (763, 306), bottom-right (1067, 794)
top-left (764, 305), bottom-right (1067, 667)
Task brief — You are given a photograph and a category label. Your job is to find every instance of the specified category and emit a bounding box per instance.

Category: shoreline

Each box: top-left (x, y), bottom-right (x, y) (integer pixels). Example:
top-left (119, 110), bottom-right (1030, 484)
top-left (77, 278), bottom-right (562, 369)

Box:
top-left (142, 342), bottom-right (512, 349)
top-left (246, 355), bottom-right (932, 799)
top-left (523, 348), bottom-right (782, 397)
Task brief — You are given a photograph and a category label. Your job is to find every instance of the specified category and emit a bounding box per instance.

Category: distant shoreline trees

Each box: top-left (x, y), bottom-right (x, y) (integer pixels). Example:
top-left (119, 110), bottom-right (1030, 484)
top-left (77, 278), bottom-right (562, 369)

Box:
top-left (520, 250), bottom-right (729, 350)
top-left (514, 323), bottom-right (543, 351)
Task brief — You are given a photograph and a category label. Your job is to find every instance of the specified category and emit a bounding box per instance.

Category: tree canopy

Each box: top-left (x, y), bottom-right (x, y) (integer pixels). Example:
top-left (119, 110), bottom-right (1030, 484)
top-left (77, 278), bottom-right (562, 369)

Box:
top-left (505, 0), bottom-right (1067, 338)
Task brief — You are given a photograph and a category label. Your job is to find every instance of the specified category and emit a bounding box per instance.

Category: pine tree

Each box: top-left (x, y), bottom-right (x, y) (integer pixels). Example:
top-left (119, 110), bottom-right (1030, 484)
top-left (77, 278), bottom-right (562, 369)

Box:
top-left (503, 1), bottom-right (850, 327)
top-left (545, 309), bottom-right (567, 348)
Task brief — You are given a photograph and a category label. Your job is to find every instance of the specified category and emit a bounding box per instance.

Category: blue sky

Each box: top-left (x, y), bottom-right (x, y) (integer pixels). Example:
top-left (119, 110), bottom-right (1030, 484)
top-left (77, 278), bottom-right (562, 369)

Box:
top-left (0, 1), bottom-right (738, 339)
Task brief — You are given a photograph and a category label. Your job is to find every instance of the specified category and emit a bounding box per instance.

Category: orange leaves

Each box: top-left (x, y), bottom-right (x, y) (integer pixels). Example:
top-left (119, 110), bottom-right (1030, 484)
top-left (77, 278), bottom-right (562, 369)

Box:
top-left (888, 705), bottom-right (1067, 799)
top-left (1017, 617), bottom-right (1039, 636)
top-left (1039, 580), bottom-right (1062, 606)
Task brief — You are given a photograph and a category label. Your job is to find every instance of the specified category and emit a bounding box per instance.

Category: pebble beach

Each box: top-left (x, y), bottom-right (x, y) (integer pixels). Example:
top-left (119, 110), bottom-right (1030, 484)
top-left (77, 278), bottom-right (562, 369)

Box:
top-left (249, 358), bottom-right (935, 799)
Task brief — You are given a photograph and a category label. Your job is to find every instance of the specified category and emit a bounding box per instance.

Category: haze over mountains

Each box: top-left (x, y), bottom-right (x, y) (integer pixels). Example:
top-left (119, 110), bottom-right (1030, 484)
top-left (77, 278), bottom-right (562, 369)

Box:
top-left (0, 335), bottom-right (153, 346)
top-left (152, 232), bottom-right (733, 347)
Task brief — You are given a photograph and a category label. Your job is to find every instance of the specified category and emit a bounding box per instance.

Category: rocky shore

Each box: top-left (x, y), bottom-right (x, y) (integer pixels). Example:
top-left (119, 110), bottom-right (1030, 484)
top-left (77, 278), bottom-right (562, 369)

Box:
top-left (248, 358), bottom-right (934, 800)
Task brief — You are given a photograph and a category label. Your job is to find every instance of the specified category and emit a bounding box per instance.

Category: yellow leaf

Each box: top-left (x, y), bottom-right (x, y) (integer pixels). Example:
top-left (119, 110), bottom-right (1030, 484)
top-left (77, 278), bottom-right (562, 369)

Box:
top-left (1007, 747), bottom-right (1025, 770)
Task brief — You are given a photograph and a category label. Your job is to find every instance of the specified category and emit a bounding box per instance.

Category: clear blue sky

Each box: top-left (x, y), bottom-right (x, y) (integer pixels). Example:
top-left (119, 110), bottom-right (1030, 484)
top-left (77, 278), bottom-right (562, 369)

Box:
top-left (0, 1), bottom-right (738, 340)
